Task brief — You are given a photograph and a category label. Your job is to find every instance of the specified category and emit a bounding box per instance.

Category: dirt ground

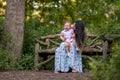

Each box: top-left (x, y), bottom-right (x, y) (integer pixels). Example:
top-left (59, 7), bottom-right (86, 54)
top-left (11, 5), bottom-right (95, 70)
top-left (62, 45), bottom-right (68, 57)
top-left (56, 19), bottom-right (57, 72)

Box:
top-left (0, 70), bottom-right (92, 80)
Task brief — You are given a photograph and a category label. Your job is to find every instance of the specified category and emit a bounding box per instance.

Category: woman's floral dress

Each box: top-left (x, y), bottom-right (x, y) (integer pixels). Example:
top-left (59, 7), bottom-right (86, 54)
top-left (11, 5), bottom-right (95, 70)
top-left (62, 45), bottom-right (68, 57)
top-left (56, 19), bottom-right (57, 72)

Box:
top-left (55, 42), bottom-right (82, 72)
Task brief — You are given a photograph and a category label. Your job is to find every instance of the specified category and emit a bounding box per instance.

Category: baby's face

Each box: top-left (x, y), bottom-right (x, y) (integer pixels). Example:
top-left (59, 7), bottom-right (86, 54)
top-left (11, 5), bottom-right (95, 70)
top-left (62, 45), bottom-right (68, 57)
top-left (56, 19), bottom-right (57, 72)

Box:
top-left (64, 23), bottom-right (70, 30)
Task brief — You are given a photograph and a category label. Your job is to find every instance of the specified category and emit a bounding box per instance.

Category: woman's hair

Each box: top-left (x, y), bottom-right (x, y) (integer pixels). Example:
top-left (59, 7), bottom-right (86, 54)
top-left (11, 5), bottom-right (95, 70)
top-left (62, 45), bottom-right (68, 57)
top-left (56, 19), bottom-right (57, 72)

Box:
top-left (74, 20), bottom-right (86, 48)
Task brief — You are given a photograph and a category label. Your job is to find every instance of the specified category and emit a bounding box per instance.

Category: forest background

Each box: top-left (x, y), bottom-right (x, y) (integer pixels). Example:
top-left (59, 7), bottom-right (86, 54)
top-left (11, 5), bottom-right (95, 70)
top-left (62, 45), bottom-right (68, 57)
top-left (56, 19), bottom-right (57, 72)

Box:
top-left (0, 0), bottom-right (120, 80)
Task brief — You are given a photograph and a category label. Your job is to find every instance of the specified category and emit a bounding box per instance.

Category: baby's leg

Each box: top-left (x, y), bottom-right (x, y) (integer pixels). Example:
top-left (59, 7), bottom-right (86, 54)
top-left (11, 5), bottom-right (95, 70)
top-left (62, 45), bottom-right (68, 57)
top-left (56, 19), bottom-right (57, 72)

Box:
top-left (65, 42), bottom-right (70, 53)
top-left (72, 40), bottom-right (77, 48)
top-left (72, 40), bottom-right (79, 51)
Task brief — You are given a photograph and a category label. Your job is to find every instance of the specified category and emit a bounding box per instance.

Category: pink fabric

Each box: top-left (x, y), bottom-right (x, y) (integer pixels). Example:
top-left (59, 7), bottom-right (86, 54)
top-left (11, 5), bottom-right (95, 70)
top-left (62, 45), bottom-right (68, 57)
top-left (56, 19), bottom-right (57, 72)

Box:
top-left (61, 29), bottom-right (74, 43)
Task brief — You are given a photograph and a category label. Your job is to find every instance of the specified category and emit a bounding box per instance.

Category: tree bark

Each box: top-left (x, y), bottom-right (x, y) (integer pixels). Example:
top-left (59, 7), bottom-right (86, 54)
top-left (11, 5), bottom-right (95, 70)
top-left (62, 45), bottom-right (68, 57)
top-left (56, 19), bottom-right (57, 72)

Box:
top-left (3, 0), bottom-right (25, 60)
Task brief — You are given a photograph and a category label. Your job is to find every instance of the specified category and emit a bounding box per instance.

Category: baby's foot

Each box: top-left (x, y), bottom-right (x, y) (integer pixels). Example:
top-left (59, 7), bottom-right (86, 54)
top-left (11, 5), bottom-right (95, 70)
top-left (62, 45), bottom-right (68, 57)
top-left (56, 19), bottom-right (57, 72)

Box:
top-left (76, 48), bottom-right (79, 51)
top-left (67, 52), bottom-right (70, 57)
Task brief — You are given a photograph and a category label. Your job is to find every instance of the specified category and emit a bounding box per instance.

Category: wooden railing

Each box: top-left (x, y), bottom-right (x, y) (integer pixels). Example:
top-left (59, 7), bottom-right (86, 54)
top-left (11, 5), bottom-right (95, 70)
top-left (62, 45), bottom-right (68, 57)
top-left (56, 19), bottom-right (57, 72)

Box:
top-left (34, 34), bottom-right (115, 71)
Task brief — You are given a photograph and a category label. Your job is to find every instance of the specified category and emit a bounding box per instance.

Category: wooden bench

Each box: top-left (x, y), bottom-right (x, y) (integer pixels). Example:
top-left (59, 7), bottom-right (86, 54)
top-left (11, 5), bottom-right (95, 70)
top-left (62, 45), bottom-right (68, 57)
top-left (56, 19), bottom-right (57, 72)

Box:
top-left (34, 34), bottom-right (112, 71)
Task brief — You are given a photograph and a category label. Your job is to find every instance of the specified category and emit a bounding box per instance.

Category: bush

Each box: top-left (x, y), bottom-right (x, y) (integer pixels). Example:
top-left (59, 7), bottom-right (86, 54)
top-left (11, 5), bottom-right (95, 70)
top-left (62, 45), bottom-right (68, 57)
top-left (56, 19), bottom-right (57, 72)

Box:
top-left (0, 49), bottom-right (16, 70)
top-left (90, 41), bottom-right (120, 80)
top-left (89, 61), bottom-right (108, 80)
top-left (105, 42), bottom-right (120, 80)
top-left (0, 18), bottom-right (4, 43)
top-left (15, 53), bottom-right (34, 70)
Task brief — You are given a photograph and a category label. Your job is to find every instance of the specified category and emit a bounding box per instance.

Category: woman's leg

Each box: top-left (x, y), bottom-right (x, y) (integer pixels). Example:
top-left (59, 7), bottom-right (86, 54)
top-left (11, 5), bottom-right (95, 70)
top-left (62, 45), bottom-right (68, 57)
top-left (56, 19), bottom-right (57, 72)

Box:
top-left (54, 42), bottom-right (70, 73)
top-left (69, 43), bottom-right (83, 73)
top-left (54, 47), bottom-right (61, 73)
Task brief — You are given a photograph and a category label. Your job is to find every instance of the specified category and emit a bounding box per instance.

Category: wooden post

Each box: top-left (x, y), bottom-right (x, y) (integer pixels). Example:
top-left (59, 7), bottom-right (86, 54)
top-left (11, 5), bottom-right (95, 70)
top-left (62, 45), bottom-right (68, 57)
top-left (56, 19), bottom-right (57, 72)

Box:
top-left (102, 40), bottom-right (108, 62)
top-left (42, 39), bottom-right (50, 69)
top-left (34, 42), bottom-right (39, 71)
top-left (46, 39), bottom-right (50, 49)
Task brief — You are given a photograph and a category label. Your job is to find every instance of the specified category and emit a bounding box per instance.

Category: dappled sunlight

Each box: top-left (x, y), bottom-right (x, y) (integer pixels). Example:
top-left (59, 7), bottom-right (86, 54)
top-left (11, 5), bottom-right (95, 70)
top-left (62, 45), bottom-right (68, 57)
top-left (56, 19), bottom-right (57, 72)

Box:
top-left (32, 11), bottom-right (41, 16)
top-left (2, 1), bottom-right (6, 6)
top-left (0, 8), bottom-right (5, 15)
top-left (0, 0), bottom-right (6, 15)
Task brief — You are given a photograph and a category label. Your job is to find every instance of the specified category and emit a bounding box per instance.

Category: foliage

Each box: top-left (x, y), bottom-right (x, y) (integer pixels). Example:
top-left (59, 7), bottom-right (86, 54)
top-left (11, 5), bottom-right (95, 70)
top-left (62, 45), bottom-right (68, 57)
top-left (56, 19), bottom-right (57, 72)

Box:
top-left (89, 40), bottom-right (120, 80)
top-left (0, 49), bottom-right (16, 70)
top-left (88, 1), bottom-right (120, 78)
top-left (38, 58), bottom-right (55, 70)
top-left (82, 58), bottom-right (90, 70)
top-left (105, 41), bottom-right (120, 80)
top-left (0, 18), bottom-right (16, 70)
top-left (15, 53), bottom-right (34, 70)
top-left (25, 0), bottom-right (120, 35)
top-left (0, 18), bottom-right (13, 50)
top-left (0, 49), bottom-right (34, 71)
top-left (0, 17), bottom-right (4, 42)
top-left (89, 62), bottom-right (105, 80)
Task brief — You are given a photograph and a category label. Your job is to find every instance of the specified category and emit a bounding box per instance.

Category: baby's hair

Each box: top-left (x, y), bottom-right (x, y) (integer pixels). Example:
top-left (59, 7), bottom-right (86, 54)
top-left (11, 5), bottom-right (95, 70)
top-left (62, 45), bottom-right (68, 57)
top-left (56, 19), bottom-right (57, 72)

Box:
top-left (63, 21), bottom-right (71, 25)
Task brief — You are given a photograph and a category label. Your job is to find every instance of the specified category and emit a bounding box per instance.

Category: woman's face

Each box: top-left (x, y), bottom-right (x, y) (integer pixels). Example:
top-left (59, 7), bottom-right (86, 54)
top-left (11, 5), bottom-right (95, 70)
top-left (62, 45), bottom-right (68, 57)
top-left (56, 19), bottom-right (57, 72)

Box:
top-left (71, 24), bottom-right (75, 30)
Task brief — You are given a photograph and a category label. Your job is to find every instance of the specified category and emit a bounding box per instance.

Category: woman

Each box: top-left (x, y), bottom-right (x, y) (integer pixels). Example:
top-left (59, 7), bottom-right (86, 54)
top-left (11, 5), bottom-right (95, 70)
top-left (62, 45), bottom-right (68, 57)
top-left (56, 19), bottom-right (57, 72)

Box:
top-left (54, 20), bottom-right (86, 73)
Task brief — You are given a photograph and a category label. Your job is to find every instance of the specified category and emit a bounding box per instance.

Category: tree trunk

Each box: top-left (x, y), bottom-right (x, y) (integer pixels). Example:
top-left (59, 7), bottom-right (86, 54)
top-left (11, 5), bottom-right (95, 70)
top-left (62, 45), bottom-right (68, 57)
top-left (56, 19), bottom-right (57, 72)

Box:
top-left (3, 0), bottom-right (25, 60)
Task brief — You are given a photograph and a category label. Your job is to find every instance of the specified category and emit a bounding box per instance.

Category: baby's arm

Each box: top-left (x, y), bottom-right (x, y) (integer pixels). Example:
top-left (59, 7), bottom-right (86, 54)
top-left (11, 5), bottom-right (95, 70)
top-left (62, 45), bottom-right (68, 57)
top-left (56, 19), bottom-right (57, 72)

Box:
top-left (60, 31), bottom-right (66, 42)
top-left (60, 34), bottom-right (66, 41)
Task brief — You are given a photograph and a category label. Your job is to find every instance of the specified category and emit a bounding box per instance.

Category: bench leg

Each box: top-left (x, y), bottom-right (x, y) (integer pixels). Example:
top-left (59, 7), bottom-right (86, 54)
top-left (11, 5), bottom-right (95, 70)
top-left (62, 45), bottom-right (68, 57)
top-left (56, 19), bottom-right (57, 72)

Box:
top-left (34, 52), bottom-right (39, 71)
top-left (34, 43), bottom-right (39, 71)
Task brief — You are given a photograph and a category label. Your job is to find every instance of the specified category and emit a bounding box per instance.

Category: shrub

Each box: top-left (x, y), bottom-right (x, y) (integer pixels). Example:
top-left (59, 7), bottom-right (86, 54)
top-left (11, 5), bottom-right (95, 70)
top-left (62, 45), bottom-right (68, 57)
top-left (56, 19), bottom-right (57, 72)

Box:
top-left (90, 40), bottom-right (120, 80)
top-left (0, 49), bottom-right (16, 70)
top-left (15, 53), bottom-right (34, 70)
